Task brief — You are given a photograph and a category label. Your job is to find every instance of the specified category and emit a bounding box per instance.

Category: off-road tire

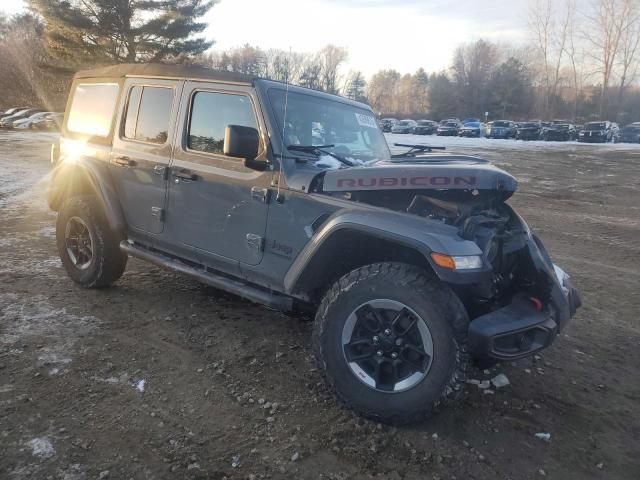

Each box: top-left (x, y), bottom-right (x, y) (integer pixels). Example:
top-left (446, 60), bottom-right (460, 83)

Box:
top-left (313, 262), bottom-right (469, 424)
top-left (56, 196), bottom-right (127, 288)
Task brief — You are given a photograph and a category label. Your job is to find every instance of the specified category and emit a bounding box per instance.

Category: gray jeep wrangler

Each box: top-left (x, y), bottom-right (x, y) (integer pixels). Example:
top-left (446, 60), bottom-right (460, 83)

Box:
top-left (49, 64), bottom-right (580, 424)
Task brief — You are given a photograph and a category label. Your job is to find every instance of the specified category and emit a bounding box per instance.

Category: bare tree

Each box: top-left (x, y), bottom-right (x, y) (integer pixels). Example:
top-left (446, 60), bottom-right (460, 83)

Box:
top-left (366, 69), bottom-right (401, 115)
top-left (318, 45), bottom-right (348, 94)
top-left (528, 0), bottom-right (570, 117)
top-left (615, 0), bottom-right (640, 117)
top-left (562, 0), bottom-right (583, 120)
top-left (584, 0), bottom-right (633, 116)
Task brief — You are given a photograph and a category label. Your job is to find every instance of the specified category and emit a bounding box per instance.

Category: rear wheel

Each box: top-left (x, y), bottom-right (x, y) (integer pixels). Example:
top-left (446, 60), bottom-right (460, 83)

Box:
top-left (313, 263), bottom-right (469, 424)
top-left (56, 196), bottom-right (127, 288)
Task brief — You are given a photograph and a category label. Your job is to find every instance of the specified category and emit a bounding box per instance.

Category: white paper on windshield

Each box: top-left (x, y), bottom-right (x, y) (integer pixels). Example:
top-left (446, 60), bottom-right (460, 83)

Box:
top-left (355, 113), bottom-right (377, 128)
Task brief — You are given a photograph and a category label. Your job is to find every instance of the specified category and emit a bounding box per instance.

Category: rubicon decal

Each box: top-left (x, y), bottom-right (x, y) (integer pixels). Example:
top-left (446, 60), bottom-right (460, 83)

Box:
top-left (322, 164), bottom-right (518, 193)
top-left (336, 176), bottom-right (477, 189)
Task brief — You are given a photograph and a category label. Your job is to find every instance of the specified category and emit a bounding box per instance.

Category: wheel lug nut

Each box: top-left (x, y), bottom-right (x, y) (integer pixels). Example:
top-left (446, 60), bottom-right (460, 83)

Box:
top-left (395, 338), bottom-right (403, 346)
top-left (376, 350), bottom-right (383, 357)
top-left (372, 336), bottom-right (379, 343)
top-left (391, 352), bottom-right (398, 359)
top-left (384, 329), bottom-right (392, 336)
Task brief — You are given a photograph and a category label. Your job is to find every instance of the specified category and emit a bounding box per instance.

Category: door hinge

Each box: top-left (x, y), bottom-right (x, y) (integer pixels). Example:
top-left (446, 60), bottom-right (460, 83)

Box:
top-left (246, 233), bottom-right (264, 252)
top-left (251, 186), bottom-right (270, 203)
top-left (151, 207), bottom-right (165, 221)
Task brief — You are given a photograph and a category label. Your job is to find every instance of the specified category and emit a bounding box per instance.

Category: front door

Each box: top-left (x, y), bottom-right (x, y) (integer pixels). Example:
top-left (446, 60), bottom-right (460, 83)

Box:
top-left (164, 82), bottom-right (272, 266)
top-left (110, 79), bottom-right (183, 234)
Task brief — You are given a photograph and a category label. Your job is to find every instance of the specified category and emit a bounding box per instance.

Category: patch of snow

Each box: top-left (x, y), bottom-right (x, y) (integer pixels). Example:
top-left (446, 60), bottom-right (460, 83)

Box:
top-left (135, 379), bottom-right (145, 392)
top-left (316, 155), bottom-right (342, 169)
top-left (385, 132), bottom-right (640, 153)
top-left (0, 293), bottom-right (100, 375)
top-left (491, 373), bottom-right (510, 389)
top-left (38, 226), bottom-right (56, 238)
top-left (27, 436), bottom-right (55, 459)
top-left (534, 432), bottom-right (551, 442)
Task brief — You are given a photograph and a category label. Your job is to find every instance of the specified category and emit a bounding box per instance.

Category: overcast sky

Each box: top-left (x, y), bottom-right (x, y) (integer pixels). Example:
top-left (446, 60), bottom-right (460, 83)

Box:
top-left (1, 0), bottom-right (534, 75)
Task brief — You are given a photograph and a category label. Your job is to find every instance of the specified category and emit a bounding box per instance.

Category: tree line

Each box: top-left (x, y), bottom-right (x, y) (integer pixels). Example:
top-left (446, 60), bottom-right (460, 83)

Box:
top-left (1, 0), bottom-right (639, 122)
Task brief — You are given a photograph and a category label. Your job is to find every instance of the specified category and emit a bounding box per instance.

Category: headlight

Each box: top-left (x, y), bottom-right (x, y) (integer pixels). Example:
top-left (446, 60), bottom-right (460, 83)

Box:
top-left (430, 253), bottom-right (483, 270)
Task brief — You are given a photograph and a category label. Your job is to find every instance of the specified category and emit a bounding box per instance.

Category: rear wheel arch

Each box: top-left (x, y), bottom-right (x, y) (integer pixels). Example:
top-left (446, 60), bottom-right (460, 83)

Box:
top-left (49, 162), bottom-right (126, 235)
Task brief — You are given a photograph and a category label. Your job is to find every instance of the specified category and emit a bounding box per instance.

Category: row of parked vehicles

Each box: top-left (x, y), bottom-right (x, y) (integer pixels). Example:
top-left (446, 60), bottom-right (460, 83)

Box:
top-left (379, 117), bottom-right (640, 143)
top-left (0, 107), bottom-right (63, 131)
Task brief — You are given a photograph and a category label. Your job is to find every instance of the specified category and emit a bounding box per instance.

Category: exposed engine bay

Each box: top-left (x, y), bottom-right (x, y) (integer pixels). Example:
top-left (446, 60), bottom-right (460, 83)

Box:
top-left (332, 187), bottom-right (555, 318)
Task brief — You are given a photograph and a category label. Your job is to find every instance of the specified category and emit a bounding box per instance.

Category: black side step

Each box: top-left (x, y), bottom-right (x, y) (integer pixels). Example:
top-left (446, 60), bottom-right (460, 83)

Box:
top-left (120, 241), bottom-right (293, 312)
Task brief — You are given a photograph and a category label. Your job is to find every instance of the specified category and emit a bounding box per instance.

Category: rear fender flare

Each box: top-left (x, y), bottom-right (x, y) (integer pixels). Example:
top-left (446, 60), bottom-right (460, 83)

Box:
top-left (48, 158), bottom-right (125, 233)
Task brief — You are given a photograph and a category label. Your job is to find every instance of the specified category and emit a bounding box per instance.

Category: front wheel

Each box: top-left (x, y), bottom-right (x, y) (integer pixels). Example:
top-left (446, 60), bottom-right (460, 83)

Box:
top-left (313, 263), bottom-right (469, 424)
top-left (56, 196), bottom-right (128, 288)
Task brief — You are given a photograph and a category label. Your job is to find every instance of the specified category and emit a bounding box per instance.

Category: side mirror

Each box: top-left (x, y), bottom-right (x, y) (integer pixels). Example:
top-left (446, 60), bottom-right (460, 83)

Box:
top-left (224, 125), bottom-right (265, 169)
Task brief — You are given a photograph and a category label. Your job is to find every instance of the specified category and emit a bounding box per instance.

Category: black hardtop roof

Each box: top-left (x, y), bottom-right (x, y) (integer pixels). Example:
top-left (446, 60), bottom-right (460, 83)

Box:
top-left (74, 63), bottom-right (372, 110)
top-left (74, 63), bottom-right (255, 84)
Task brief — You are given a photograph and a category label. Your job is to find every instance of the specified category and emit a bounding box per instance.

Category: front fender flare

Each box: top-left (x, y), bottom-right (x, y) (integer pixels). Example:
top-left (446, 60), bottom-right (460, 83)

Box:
top-left (283, 209), bottom-right (487, 294)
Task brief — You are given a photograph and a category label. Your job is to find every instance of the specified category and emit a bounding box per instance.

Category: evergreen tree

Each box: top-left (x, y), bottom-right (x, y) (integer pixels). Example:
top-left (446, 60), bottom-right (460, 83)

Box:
top-left (27, 0), bottom-right (216, 65)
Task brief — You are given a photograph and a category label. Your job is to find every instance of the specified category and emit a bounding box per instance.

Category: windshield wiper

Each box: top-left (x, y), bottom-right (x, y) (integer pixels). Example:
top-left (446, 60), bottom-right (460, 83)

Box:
top-left (391, 143), bottom-right (446, 158)
top-left (287, 144), bottom-right (356, 166)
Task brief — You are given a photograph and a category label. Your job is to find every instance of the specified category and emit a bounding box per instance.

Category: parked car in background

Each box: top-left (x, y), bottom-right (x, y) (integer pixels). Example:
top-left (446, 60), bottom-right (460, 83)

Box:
top-left (486, 120), bottom-right (516, 139)
top-left (437, 120), bottom-right (462, 136)
top-left (615, 122), bottom-right (640, 143)
top-left (459, 121), bottom-right (486, 137)
top-left (0, 108), bottom-right (43, 128)
top-left (0, 107), bottom-right (28, 119)
top-left (413, 119), bottom-right (438, 135)
top-left (391, 119), bottom-right (417, 134)
top-left (515, 121), bottom-right (542, 140)
top-left (379, 118), bottom-right (398, 132)
top-left (11, 111), bottom-right (55, 129)
top-left (37, 113), bottom-right (64, 131)
top-left (578, 121), bottom-right (616, 143)
top-left (543, 123), bottom-right (577, 141)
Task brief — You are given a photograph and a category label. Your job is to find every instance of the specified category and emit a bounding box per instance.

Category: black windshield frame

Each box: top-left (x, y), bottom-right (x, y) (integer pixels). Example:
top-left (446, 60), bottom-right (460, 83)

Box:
top-left (267, 88), bottom-right (391, 163)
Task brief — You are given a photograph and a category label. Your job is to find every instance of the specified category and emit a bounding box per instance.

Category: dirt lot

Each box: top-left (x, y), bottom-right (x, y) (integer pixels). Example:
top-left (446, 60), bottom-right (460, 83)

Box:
top-left (1, 131), bottom-right (639, 480)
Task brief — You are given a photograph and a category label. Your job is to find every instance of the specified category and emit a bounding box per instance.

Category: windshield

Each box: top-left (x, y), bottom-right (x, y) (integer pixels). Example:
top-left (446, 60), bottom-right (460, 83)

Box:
top-left (492, 121), bottom-right (510, 127)
top-left (623, 125), bottom-right (640, 132)
top-left (585, 122), bottom-right (606, 130)
top-left (519, 122), bottom-right (538, 128)
top-left (417, 120), bottom-right (432, 125)
top-left (398, 120), bottom-right (413, 126)
top-left (269, 89), bottom-right (391, 163)
top-left (444, 122), bottom-right (458, 127)
top-left (464, 122), bottom-right (480, 128)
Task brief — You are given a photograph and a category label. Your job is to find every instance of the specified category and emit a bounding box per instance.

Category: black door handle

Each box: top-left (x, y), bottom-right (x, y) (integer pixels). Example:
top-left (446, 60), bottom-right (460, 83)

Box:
top-left (173, 169), bottom-right (198, 181)
top-left (114, 156), bottom-right (136, 167)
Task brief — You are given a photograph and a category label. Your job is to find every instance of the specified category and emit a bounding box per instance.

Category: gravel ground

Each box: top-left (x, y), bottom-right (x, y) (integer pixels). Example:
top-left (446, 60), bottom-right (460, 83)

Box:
top-left (1, 131), bottom-right (639, 480)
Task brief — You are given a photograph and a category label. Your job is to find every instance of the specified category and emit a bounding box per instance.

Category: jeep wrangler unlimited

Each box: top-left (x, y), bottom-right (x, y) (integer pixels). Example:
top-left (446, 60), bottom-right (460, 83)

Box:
top-left (49, 64), bottom-right (580, 424)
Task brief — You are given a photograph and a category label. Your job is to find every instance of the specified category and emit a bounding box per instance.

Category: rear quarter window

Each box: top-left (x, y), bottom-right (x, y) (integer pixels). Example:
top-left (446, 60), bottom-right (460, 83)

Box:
top-left (66, 83), bottom-right (119, 137)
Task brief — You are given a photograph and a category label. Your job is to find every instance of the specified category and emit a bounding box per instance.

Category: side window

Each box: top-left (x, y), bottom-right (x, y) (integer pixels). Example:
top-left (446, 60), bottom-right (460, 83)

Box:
top-left (188, 91), bottom-right (257, 155)
top-left (123, 86), bottom-right (173, 144)
top-left (67, 83), bottom-right (119, 137)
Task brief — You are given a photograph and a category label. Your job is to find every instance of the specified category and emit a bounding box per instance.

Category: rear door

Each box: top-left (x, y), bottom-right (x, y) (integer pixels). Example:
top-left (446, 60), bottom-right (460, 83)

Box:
top-left (110, 79), bottom-right (183, 234)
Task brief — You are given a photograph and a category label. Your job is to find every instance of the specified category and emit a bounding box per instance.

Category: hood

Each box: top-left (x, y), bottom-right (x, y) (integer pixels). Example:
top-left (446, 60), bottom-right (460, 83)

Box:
top-left (321, 154), bottom-right (517, 199)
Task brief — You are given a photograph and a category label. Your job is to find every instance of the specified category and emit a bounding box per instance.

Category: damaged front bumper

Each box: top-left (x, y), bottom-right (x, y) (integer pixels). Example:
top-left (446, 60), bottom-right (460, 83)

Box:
top-left (468, 235), bottom-right (581, 362)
